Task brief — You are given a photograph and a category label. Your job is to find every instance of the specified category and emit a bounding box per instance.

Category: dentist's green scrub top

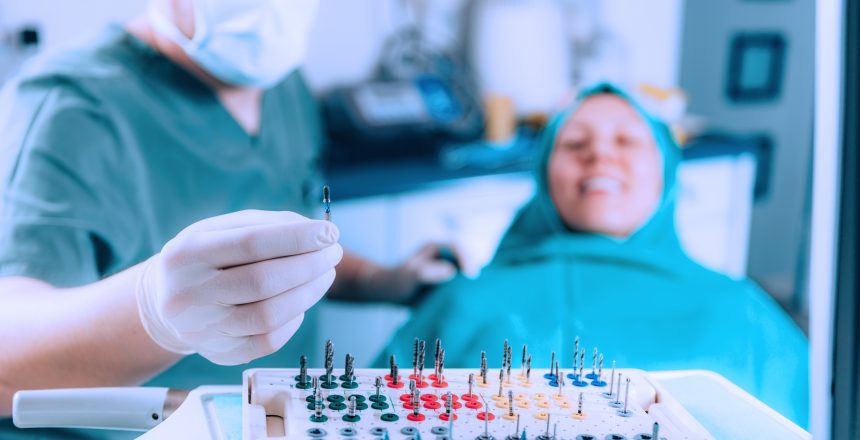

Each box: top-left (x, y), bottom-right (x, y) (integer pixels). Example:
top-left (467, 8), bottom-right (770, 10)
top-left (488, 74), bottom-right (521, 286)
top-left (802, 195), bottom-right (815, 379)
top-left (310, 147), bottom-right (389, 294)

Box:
top-left (379, 83), bottom-right (809, 428)
top-left (0, 27), bottom-right (323, 439)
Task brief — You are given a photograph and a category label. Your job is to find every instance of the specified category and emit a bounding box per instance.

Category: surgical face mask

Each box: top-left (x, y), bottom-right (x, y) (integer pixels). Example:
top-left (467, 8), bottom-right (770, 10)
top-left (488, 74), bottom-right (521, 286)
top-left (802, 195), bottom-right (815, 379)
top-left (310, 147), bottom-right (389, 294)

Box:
top-left (149, 0), bottom-right (319, 88)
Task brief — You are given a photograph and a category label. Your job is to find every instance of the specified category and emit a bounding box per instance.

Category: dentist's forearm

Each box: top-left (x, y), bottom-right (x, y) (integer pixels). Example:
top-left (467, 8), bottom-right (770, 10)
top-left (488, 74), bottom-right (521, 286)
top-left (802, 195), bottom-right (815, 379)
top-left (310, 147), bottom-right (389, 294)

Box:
top-left (0, 265), bottom-right (182, 416)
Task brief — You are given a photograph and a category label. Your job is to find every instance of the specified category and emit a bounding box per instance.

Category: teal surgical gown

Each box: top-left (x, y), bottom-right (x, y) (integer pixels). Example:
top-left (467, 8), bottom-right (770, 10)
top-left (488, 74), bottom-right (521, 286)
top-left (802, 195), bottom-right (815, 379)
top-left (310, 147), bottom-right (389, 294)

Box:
top-left (0, 26), bottom-right (324, 438)
top-left (378, 83), bottom-right (809, 428)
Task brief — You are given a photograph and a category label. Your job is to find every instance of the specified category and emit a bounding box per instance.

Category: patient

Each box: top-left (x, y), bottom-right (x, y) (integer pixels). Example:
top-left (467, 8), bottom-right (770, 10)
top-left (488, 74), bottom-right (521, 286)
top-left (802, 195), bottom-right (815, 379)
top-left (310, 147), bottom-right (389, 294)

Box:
top-left (378, 83), bottom-right (808, 427)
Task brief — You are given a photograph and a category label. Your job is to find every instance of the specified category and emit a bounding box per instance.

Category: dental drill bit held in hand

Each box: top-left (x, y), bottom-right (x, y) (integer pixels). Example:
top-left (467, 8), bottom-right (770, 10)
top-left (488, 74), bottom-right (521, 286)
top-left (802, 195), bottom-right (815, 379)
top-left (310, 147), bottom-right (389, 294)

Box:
top-left (322, 185), bottom-right (331, 221)
top-left (135, 210), bottom-right (342, 365)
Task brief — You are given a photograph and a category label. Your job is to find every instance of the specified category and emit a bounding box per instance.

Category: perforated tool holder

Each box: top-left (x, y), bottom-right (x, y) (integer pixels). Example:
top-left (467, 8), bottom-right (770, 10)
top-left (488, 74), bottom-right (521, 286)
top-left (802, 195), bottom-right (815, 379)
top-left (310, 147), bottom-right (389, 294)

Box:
top-left (243, 368), bottom-right (711, 439)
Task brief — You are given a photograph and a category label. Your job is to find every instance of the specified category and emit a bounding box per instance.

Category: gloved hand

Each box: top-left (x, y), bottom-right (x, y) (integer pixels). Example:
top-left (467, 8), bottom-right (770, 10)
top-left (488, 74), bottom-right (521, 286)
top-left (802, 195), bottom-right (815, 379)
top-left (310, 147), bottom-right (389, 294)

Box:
top-left (136, 210), bottom-right (342, 365)
top-left (360, 243), bottom-right (468, 304)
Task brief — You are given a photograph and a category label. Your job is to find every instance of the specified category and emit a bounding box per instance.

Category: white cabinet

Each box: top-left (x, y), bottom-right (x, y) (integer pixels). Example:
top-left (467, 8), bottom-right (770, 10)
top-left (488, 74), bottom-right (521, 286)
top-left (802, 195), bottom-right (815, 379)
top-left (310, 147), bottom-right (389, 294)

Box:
top-left (675, 153), bottom-right (756, 279)
top-left (334, 172), bottom-right (537, 269)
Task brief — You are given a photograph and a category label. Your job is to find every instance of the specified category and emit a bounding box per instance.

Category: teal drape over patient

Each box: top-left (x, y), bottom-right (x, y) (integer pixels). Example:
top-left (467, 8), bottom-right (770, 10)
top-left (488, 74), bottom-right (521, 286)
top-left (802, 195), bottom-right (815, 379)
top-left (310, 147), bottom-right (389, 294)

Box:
top-left (378, 83), bottom-right (809, 427)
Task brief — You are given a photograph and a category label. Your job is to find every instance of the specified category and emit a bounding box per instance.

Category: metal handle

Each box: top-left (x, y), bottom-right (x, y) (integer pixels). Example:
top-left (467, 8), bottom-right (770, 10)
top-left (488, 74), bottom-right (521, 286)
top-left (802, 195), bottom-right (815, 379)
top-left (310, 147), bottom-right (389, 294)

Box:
top-left (12, 387), bottom-right (188, 431)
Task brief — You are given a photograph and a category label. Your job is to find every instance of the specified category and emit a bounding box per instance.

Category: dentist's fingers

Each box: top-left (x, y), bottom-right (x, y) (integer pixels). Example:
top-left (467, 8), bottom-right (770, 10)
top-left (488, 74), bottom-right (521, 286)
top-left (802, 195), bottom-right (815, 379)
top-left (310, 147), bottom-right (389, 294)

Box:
top-left (199, 245), bottom-right (342, 305)
top-left (213, 269), bottom-right (335, 336)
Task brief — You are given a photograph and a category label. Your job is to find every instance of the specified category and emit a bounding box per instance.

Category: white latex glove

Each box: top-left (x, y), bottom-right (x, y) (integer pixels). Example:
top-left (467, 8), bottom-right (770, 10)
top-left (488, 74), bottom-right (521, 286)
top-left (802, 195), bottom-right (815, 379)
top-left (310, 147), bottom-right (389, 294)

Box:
top-left (136, 210), bottom-right (342, 365)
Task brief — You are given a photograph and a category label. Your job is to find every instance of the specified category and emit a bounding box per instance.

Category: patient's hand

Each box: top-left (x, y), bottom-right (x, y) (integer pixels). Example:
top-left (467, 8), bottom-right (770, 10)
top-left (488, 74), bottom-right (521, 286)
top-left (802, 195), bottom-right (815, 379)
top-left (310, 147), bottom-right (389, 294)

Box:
top-left (364, 243), bottom-right (467, 304)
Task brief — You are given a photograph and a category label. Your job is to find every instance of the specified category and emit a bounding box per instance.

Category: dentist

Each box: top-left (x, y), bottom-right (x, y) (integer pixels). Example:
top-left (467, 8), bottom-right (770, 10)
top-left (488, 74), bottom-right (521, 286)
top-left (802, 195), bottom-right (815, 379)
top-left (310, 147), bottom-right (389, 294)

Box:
top-left (0, 1), bottom-right (459, 435)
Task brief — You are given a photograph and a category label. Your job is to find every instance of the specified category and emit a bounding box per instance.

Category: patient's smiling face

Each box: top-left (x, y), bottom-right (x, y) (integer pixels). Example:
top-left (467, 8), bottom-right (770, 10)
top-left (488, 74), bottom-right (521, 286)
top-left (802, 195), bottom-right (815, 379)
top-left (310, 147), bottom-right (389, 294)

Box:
top-left (548, 94), bottom-right (663, 238)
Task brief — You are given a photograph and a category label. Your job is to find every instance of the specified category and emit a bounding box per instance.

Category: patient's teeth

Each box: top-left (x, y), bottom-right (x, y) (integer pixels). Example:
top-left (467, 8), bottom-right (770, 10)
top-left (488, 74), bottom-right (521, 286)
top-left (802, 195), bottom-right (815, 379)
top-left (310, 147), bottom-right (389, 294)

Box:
top-left (582, 177), bottom-right (622, 193)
